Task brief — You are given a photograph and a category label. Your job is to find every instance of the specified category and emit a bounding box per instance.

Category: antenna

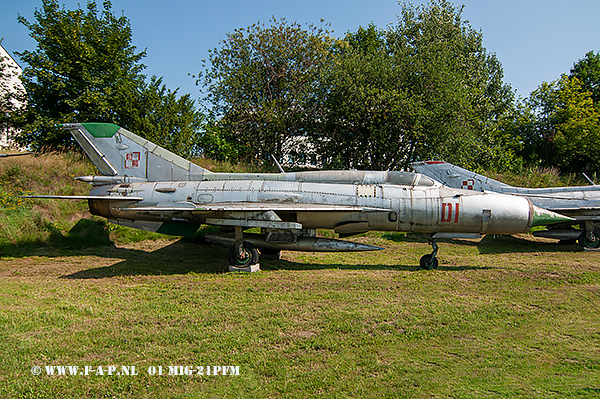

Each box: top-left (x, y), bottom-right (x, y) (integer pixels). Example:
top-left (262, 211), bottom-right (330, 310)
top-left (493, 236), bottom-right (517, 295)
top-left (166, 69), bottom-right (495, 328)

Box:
top-left (271, 155), bottom-right (285, 174)
top-left (582, 173), bottom-right (597, 186)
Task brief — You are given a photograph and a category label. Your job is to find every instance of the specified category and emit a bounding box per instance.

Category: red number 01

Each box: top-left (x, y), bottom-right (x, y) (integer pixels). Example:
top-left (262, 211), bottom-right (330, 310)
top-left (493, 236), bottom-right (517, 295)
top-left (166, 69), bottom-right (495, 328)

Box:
top-left (441, 202), bottom-right (460, 223)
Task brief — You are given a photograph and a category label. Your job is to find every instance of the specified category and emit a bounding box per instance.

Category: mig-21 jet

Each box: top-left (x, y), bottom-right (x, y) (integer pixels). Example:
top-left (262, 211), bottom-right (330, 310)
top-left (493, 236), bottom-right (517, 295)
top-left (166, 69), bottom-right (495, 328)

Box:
top-left (27, 123), bottom-right (572, 270)
top-left (412, 160), bottom-right (600, 249)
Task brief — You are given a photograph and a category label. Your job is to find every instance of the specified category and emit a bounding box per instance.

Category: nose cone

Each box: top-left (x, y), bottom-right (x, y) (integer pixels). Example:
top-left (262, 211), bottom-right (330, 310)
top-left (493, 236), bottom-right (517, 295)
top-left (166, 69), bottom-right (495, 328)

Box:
top-left (531, 206), bottom-right (575, 227)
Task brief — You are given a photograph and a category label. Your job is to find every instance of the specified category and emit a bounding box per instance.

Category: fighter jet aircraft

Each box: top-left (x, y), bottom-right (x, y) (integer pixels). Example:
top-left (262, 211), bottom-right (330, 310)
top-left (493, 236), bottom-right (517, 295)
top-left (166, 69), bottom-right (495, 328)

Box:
top-left (412, 160), bottom-right (600, 249)
top-left (27, 123), bottom-right (572, 270)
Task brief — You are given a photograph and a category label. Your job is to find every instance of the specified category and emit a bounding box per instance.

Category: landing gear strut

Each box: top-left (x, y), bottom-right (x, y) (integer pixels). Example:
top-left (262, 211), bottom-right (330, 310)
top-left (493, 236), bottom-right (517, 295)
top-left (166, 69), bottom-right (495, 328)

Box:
top-left (228, 226), bottom-right (259, 268)
top-left (228, 241), bottom-right (259, 267)
top-left (419, 238), bottom-right (439, 270)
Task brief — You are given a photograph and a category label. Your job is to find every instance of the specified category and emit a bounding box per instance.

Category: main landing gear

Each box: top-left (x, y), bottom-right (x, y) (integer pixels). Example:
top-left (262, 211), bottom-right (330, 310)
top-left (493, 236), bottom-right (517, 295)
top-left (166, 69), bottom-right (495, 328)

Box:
top-left (578, 230), bottom-right (600, 249)
top-left (229, 241), bottom-right (259, 268)
top-left (228, 226), bottom-right (260, 270)
top-left (577, 222), bottom-right (600, 249)
top-left (419, 238), bottom-right (439, 270)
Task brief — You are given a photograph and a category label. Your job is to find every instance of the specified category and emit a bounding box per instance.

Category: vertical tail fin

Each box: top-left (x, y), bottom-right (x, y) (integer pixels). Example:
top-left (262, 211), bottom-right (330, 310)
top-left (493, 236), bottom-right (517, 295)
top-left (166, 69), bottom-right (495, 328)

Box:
top-left (63, 123), bottom-right (211, 181)
top-left (411, 161), bottom-right (512, 192)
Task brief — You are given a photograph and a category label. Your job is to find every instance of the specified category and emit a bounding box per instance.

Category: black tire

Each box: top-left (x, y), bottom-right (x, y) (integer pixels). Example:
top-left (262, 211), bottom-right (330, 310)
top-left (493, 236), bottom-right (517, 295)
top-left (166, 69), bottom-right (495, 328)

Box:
top-left (229, 242), bottom-right (260, 267)
top-left (578, 231), bottom-right (600, 249)
top-left (419, 254), bottom-right (439, 270)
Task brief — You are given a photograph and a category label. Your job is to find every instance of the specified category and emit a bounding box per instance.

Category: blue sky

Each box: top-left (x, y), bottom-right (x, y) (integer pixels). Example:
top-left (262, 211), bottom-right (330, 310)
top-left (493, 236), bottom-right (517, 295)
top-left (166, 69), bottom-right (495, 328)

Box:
top-left (2, 0), bottom-right (599, 104)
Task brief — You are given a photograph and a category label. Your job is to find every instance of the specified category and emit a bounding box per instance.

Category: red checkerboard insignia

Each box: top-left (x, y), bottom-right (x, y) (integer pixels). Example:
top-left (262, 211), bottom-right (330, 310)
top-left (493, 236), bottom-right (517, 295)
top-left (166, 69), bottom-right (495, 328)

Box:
top-left (124, 152), bottom-right (140, 169)
top-left (461, 179), bottom-right (475, 190)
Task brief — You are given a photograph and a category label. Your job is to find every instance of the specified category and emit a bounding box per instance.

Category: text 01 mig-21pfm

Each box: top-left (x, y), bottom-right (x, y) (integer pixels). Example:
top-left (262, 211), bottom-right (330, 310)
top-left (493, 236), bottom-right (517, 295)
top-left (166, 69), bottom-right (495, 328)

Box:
top-left (28, 123), bottom-right (572, 270)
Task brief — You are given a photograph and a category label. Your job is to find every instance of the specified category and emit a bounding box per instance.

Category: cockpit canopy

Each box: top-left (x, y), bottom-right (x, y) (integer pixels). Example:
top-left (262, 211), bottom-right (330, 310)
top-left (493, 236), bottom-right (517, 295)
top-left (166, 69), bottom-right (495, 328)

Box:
top-left (292, 170), bottom-right (437, 187)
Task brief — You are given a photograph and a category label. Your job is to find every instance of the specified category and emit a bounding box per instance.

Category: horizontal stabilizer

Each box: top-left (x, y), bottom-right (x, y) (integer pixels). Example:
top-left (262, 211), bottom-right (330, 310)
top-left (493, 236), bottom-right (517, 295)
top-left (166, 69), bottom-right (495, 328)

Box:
top-left (75, 175), bottom-right (147, 185)
top-left (0, 152), bottom-right (33, 158)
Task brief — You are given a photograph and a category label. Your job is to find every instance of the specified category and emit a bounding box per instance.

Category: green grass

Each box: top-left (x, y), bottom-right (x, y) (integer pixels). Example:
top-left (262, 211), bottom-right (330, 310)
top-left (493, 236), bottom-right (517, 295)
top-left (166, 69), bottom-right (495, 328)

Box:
top-left (1, 151), bottom-right (599, 397)
top-left (0, 152), bottom-right (169, 252)
top-left (0, 233), bottom-right (598, 398)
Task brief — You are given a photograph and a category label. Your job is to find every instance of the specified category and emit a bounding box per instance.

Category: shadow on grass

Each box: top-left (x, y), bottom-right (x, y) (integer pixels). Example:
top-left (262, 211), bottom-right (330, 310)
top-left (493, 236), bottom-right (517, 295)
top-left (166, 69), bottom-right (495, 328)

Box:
top-left (260, 259), bottom-right (492, 272)
top-left (0, 219), bottom-right (114, 258)
top-left (383, 232), bottom-right (580, 254)
top-left (60, 239), bottom-right (490, 279)
top-left (58, 235), bottom-right (495, 278)
top-left (2, 222), bottom-right (532, 278)
top-left (476, 234), bottom-right (580, 254)
top-left (61, 239), bottom-right (230, 278)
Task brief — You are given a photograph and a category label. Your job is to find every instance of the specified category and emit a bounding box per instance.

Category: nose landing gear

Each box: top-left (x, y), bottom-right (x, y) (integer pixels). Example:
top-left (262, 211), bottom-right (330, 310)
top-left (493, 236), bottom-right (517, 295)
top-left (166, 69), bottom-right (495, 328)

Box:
top-left (419, 238), bottom-right (439, 270)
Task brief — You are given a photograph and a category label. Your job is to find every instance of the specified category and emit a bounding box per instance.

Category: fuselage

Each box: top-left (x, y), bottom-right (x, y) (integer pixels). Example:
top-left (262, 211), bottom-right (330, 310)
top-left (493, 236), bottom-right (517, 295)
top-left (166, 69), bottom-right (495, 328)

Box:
top-left (87, 178), bottom-right (539, 236)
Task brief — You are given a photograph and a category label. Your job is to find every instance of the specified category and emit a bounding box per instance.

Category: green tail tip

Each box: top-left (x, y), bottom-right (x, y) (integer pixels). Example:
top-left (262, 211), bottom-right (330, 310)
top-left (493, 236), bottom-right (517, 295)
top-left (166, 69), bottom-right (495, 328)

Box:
top-left (531, 206), bottom-right (574, 227)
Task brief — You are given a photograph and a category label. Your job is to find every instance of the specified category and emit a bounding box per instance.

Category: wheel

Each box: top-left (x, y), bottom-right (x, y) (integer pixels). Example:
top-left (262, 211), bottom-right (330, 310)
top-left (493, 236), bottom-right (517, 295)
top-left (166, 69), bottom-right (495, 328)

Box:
top-left (419, 254), bottom-right (439, 270)
top-left (229, 242), bottom-right (260, 267)
top-left (578, 231), bottom-right (600, 249)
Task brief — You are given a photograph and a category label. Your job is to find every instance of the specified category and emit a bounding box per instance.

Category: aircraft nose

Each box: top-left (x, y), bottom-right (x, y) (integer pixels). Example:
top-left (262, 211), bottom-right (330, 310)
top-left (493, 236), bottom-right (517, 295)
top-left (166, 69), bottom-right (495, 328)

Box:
top-left (531, 205), bottom-right (574, 227)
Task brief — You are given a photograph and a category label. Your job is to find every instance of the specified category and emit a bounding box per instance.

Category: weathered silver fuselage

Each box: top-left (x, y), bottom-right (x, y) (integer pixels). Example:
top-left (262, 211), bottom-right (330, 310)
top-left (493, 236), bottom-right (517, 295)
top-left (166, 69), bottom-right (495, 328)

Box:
top-left (88, 179), bottom-right (536, 236)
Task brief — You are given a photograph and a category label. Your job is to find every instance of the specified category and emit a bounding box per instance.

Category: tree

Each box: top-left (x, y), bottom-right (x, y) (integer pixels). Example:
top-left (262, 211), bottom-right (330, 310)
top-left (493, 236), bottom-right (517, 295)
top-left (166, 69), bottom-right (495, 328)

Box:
top-left (199, 1), bottom-right (514, 169)
top-left (200, 18), bottom-right (334, 164)
top-left (396, 0), bottom-right (514, 169)
top-left (570, 51), bottom-right (600, 103)
top-left (128, 76), bottom-right (204, 160)
top-left (14, 0), bottom-right (204, 158)
top-left (552, 77), bottom-right (600, 173)
top-left (15, 0), bottom-right (146, 149)
top-left (507, 51), bottom-right (600, 174)
top-left (312, 25), bottom-right (426, 170)
top-left (522, 75), bottom-right (600, 173)
top-left (314, 0), bottom-right (515, 170)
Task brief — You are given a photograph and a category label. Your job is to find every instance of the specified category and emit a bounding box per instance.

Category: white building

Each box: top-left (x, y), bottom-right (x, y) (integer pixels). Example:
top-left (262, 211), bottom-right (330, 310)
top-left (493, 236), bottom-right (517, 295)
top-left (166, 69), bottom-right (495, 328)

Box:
top-left (0, 41), bottom-right (26, 149)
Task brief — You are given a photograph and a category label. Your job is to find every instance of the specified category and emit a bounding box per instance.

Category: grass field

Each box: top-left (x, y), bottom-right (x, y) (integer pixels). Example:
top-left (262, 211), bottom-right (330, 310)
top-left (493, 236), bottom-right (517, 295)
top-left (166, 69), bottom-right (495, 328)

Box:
top-left (0, 231), bottom-right (598, 398)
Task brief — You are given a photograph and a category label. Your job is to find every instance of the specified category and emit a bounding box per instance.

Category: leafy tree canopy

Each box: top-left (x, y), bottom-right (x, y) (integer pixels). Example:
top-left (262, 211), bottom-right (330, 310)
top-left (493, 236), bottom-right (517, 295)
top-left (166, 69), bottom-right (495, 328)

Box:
top-left (570, 50), bottom-right (600, 103)
top-left (200, 1), bottom-right (515, 170)
top-left (518, 75), bottom-right (600, 174)
top-left (314, 0), bottom-right (515, 170)
top-left (200, 17), bottom-right (335, 164)
top-left (13, 0), bottom-right (202, 158)
top-left (16, 0), bottom-right (146, 149)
